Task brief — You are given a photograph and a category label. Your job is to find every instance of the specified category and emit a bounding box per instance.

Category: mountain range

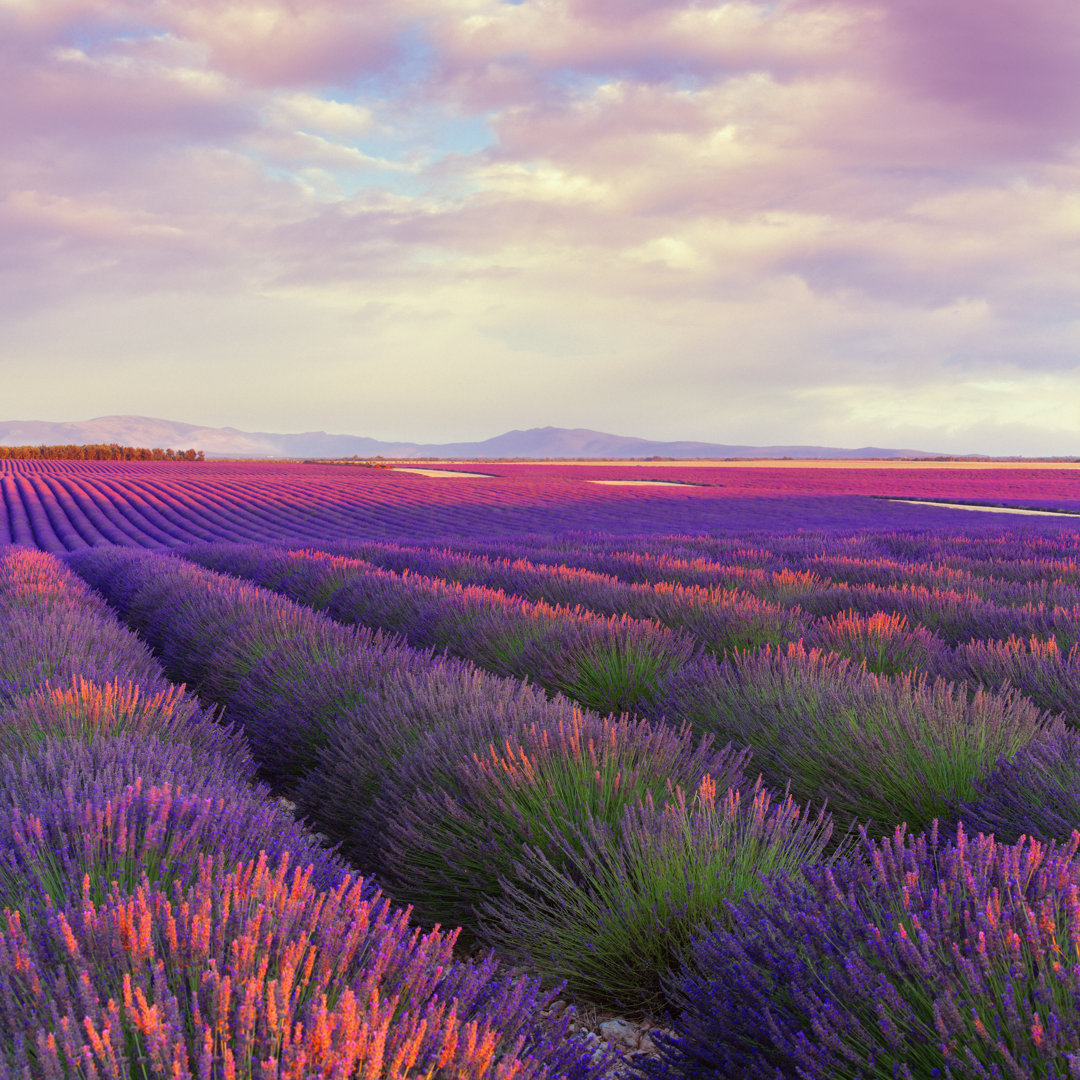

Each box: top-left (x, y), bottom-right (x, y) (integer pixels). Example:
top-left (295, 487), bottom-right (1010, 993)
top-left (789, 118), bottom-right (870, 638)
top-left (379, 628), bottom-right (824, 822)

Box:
top-left (0, 415), bottom-right (951, 460)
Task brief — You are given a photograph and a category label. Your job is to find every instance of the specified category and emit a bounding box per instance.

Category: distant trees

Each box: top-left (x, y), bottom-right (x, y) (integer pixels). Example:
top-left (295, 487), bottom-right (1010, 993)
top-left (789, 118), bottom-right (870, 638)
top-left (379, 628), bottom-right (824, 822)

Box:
top-left (0, 444), bottom-right (204, 461)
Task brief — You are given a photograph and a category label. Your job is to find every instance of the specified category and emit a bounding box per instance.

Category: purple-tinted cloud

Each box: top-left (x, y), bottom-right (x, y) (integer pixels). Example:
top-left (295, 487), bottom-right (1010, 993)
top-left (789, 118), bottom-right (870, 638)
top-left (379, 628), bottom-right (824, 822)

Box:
top-left (0, 0), bottom-right (1077, 454)
top-left (792, 0), bottom-right (1080, 154)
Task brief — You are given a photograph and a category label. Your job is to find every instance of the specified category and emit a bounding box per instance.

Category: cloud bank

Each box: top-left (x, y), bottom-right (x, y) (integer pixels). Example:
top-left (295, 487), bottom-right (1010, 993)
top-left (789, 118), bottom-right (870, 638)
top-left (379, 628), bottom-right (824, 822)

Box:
top-left (2, 0), bottom-right (1078, 454)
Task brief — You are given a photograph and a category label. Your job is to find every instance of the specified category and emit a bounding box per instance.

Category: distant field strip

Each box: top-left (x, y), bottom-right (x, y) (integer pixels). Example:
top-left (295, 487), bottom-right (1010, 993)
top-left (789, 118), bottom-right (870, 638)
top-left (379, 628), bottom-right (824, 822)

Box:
top-left (886, 498), bottom-right (1080, 517)
top-left (2, 459), bottom-right (1080, 552)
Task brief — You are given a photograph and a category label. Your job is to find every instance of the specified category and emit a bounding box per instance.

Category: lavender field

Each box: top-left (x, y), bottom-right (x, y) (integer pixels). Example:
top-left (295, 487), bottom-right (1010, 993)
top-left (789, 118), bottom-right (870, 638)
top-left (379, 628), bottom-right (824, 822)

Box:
top-left (4, 459), bottom-right (1080, 1077)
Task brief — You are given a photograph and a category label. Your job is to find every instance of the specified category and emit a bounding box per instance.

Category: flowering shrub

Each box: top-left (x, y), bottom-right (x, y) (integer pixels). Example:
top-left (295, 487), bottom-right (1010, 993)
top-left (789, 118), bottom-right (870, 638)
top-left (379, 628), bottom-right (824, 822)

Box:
top-left (0, 735), bottom-right (348, 912)
top-left (0, 546), bottom-right (114, 616)
top-left (955, 727), bottom-right (1080, 844)
top-left (68, 549), bottom-right (353, 702)
top-left (646, 583), bottom-right (809, 659)
top-left (519, 616), bottom-right (698, 715)
top-left (291, 660), bottom-right (587, 870)
top-left (1, 545), bottom-right (607, 1077)
top-left (0, 852), bottom-right (608, 1080)
top-left (949, 634), bottom-right (1080, 725)
top-left (481, 775), bottom-right (835, 1014)
top-left (228, 639), bottom-right (425, 787)
top-left (0, 676), bottom-right (248, 769)
top-left (380, 711), bottom-right (750, 934)
top-left (0, 605), bottom-right (171, 700)
top-left (651, 824), bottom-right (1080, 1079)
top-left (803, 609), bottom-right (951, 677)
top-left (660, 642), bottom-right (1051, 833)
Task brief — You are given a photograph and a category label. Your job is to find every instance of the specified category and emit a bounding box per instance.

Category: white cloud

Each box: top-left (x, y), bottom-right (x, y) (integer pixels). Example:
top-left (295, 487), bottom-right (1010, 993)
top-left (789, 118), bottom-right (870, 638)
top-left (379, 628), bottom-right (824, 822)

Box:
top-left (3, 0), bottom-right (1079, 453)
top-left (268, 91), bottom-right (375, 136)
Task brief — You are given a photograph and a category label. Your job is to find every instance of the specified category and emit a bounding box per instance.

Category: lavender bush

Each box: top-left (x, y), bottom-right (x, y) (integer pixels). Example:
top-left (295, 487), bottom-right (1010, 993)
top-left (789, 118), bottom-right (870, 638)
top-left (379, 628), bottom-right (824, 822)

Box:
top-left (481, 775), bottom-right (836, 1014)
top-left (954, 727), bottom-right (1080, 844)
top-left (291, 659), bottom-right (592, 869)
top-left (380, 711), bottom-right (750, 934)
top-left (948, 634), bottom-right (1080, 725)
top-left (227, 637), bottom-right (427, 787)
top-left (660, 642), bottom-right (1052, 833)
top-left (0, 730), bottom-right (254, 814)
top-left (0, 605), bottom-right (170, 701)
top-left (0, 734), bottom-right (349, 912)
top-left (650, 823), bottom-right (1080, 1079)
top-left (646, 584), bottom-right (810, 660)
top-left (803, 609), bottom-right (951, 677)
top-left (0, 852), bottom-right (609, 1080)
top-left (0, 676), bottom-right (249, 770)
top-left (519, 615), bottom-right (699, 715)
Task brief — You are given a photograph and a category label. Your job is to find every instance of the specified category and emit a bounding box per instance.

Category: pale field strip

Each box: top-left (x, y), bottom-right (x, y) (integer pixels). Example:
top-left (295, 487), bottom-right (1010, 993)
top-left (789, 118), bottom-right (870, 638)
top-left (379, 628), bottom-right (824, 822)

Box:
top-left (390, 467), bottom-right (494, 477)
top-left (887, 499), bottom-right (1080, 518)
top-left (421, 459), bottom-right (1080, 470)
top-left (588, 480), bottom-right (698, 487)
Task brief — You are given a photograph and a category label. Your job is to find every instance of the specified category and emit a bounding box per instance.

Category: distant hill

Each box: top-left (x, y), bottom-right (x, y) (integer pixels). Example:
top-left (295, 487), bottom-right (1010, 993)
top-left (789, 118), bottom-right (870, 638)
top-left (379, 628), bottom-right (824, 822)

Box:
top-left (0, 416), bottom-right (952, 461)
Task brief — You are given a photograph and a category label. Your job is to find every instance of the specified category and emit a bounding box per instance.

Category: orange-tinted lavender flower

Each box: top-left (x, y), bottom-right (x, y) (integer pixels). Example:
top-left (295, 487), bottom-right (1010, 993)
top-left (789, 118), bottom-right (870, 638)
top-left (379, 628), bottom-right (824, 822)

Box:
top-left (0, 852), bottom-right (606, 1080)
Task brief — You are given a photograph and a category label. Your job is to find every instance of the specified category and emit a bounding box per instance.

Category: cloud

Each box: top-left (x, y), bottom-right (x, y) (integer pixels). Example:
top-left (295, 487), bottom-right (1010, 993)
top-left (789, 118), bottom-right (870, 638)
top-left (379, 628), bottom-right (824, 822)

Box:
top-left (431, 0), bottom-right (857, 97)
top-left (791, 0), bottom-right (1080, 155)
top-left (1, 0), bottom-right (1078, 454)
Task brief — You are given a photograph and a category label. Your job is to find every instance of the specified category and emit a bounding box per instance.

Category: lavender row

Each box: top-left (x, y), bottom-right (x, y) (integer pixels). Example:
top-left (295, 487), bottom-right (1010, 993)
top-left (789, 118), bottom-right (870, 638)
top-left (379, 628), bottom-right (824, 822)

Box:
top-left (0, 545), bottom-right (171, 701)
top-left (320, 540), bottom-right (974, 681)
top-left (180, 544), bottom-right (1070, 844)
top-left (66, 546), bottom-right (838, 1016)
top-left (661, 641), bottom-right (1059, 836)
top-left (424, 528), bottom-right (1080, 606)
top-left (325, 544), bottom-right (949, 685)
top-left (796, 611), bottom-right (1080, 730)
top-left (272, 537), bottom-right (954, 673)
top-left (324, 534), bottom-right (1080, 656)
top-left (429, 523), bottom-right (1080, 573)
top-left (328, 539), bottom-right (812, 658)
top-left (183, 543), bottom-right (703, 717)
top-left (0, 547), bottom-right (602, 1078)
top-left (186, 541), bottom-right (1080, 745)
top-left (294, 538), bottom-right (1080, 1073)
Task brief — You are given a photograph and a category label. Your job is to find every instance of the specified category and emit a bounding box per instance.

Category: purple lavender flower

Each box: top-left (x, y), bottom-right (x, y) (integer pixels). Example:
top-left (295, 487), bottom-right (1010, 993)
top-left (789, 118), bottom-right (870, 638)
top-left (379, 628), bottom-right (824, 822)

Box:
top-left (0, 732), bottom-right (348, 910)
top-left (650, 823), bottom-right (1080, 1079)
top-left (954, 726), bottom-right (1080, 843)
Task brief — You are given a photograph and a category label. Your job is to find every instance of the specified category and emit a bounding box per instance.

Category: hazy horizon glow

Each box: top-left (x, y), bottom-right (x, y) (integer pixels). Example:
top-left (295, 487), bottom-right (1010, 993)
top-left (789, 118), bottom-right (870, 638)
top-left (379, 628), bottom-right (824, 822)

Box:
top-left (3, 0), bottom-right (1079, 454)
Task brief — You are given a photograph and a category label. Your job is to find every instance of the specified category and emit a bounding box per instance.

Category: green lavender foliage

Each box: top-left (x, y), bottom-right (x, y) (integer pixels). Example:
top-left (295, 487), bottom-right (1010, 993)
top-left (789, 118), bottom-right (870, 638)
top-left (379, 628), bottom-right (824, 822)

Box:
top-left (660, 642), bottom-right (1053, 834)
top-left (481, 775), bottom-right (837, 1014)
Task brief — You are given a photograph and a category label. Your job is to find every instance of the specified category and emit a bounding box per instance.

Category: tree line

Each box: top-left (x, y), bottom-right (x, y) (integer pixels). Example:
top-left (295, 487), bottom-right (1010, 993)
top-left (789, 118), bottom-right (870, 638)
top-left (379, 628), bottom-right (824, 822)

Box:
top-left (0, 444), bottom-right (205, 461)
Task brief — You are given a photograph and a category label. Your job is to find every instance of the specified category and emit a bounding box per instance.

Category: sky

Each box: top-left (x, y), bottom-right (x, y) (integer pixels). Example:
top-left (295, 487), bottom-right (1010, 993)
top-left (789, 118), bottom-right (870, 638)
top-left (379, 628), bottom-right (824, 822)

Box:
top-left (2, 0), bottom-right (1079, 455)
